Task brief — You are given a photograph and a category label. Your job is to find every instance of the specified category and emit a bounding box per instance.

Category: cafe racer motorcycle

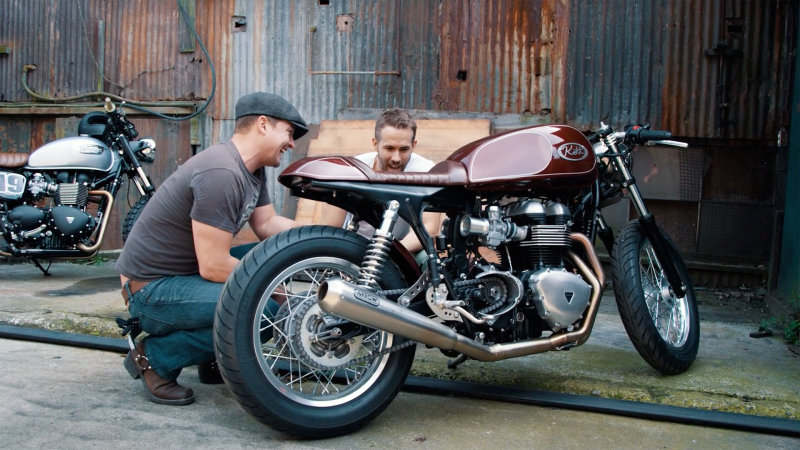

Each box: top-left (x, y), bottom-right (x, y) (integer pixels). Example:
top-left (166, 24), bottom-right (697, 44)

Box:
top-left (214, 122), bottom-right (699, 438)
top-left (0, 99), bottom-right (155, 273)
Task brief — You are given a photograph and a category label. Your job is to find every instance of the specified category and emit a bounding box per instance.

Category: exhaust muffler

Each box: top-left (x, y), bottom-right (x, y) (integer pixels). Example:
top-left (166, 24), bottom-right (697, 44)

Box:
top-left (317, 245), bottom-right (603, 362)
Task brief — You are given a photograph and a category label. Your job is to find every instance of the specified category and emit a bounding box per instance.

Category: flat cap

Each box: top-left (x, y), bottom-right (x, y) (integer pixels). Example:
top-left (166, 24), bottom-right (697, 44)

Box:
top-left (235, 92), bottom-right (308, 140)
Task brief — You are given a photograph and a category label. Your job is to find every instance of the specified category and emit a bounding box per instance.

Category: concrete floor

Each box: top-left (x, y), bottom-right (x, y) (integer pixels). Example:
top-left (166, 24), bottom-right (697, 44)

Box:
top-left (1, 338), bottom-right (798, 448)
top-left (0, 259), bottom-right (798, 445)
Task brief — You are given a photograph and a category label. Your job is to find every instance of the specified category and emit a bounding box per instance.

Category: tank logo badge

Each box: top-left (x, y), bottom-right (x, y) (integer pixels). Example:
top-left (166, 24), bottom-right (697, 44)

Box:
top-left (354, 288), bottom-right (380, 306)
top-left (557, 143), bottom-right (589, 161)
top-left (80, 144), bottom-right (105, 155)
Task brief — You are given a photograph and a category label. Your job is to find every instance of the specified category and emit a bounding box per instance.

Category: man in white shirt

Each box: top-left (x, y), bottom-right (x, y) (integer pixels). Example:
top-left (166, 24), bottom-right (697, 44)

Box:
top-left (319, 108), bottom-right (440, 255)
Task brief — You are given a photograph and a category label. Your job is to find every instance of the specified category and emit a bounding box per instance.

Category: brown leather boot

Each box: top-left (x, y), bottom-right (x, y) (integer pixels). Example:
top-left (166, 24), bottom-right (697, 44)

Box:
top-left (123, 340), bottom-right (195, 405)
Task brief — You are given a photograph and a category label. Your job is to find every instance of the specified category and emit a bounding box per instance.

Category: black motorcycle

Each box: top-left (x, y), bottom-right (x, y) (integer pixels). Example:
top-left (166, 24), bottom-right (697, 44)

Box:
top-left (0, 98), bottom-right (155, 273)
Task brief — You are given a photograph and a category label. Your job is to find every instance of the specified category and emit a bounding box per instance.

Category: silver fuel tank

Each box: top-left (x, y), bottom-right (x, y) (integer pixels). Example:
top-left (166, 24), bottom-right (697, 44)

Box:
top-left (25, 136), bottom-right (115, 172)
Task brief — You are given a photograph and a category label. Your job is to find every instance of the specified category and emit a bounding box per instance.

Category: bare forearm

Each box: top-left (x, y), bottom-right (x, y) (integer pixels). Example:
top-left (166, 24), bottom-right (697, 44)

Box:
top-left (198, 255), bottom-right (240, 282)
top-left (254, 215), bottom-right (300, 240)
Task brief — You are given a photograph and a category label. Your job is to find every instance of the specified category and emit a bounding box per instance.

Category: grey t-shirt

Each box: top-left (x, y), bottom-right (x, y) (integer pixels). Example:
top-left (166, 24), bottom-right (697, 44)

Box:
top-left (115, 140), bottom-right (270, 280)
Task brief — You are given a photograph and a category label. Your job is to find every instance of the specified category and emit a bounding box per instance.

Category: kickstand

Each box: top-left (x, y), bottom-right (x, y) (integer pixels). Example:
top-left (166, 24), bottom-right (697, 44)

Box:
top-left (447, 354), bottom-right (468, 369)
top-left (32, 258), bottom-right (52, 276)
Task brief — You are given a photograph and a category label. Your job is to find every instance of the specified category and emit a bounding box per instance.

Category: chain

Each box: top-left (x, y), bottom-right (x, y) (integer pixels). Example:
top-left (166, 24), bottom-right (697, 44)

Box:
top-left (346, 338), bottom-right (418, 367)
top-left (478, 300), bottom-right (505, 315)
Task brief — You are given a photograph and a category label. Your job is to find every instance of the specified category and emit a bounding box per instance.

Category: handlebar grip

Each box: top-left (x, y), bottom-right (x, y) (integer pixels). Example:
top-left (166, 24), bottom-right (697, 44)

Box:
top-left (628, 128), bottom-right (672, 141)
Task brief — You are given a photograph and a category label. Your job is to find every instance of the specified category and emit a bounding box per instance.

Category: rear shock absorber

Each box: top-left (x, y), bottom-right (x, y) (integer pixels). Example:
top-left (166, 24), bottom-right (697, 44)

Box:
top-left (358, 200), bottom-right (400, 288)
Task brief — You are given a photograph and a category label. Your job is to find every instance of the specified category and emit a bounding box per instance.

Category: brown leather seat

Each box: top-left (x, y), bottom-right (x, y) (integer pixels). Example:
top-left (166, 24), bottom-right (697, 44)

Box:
top-left (0, 152), bottom-right (29, 168)
top-left (351, 158), bottom-right (468, 186)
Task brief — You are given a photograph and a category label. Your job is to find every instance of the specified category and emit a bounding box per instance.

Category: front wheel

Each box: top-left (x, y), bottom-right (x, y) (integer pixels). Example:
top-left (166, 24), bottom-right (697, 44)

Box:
top-left (214, 226), bottom-right (416, 439)
top-left (121, 194), bottom-right (151, 242)
top-left (611, 220), bottom-right (699, 374)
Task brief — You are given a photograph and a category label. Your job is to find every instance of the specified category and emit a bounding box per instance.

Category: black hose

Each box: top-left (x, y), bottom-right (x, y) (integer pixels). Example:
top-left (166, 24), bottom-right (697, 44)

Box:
top-left (0, 325), bottom-right (128, 353)
top-left (2, 324), bottom-right (797, 438)
top-left (403, 376), bottom-right (800, 438)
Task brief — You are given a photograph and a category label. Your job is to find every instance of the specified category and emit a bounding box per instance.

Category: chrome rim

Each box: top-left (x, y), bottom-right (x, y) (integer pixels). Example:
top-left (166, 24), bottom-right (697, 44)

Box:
top-left (639, 241), bottom-right (690, 347)
top-left (251, 257), bottom-right (394, 407)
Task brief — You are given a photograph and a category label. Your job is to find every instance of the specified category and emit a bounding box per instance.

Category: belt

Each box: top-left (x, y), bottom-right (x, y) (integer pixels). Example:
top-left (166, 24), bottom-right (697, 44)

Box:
top-left (121, 280), bottom-right (151, 305)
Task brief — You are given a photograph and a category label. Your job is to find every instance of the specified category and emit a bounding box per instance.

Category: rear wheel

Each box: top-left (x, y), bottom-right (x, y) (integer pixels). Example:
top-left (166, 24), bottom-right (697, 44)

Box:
top-left (611, 220), bottom-right (699, 374)
top-left (214, 226), bottom-right (416, 438)
top-left (121, 195), bottom-right (150, 242)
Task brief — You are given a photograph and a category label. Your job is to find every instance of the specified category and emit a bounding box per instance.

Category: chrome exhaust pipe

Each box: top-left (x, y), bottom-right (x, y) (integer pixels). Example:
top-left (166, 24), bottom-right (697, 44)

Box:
top-left (317, 235), bottom-right (604, 362)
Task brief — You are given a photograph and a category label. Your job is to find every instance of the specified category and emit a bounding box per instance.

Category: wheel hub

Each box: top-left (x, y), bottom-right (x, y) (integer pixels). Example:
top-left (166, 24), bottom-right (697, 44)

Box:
top-left (287, 299), bottom-right (363, 371)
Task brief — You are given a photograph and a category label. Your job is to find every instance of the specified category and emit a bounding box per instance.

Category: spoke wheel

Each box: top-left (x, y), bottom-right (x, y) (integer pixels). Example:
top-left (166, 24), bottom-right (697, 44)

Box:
top-left (639, 244), bottom-right (690, 347)
top-left (253, 258), bottom-right (396, 407)
top-left (611, 220), bottom-right (699, 374)
top-left (214, 226), bottom-right (416, 438)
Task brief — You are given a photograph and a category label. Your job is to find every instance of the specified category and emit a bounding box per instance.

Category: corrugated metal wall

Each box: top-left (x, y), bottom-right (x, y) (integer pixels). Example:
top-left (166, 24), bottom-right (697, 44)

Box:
top-left (3, 1), bottom-right (794, 137)
top-left (566, 0), bottom-right (796, 141)
top-left (0, 0), bottom-right (213, 103)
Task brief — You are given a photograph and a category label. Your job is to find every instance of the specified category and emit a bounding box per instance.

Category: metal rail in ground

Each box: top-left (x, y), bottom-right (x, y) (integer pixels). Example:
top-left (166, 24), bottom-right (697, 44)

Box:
top-left (2, 324), bottom-right (798, 438)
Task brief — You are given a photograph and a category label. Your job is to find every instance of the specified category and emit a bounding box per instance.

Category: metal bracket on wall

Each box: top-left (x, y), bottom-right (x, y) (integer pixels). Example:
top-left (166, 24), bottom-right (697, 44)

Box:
top-left (307, 25), bottom-right (400, 76)
top-left (178, 0), bottom-right (196, 53)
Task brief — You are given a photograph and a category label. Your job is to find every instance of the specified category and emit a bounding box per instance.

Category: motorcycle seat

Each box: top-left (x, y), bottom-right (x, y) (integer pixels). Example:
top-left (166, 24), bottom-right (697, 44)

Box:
top-left (360, 159), bottom-right (469, 186)
top-left (0, 152), bottom-right (29, 168)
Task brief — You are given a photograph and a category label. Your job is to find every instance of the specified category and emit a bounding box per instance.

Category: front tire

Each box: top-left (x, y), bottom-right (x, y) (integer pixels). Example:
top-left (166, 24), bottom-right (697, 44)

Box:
top-left (121, 195), bottom-right (150, 242)
top-left (611, 220), bottom-right (699, 374)
top-left (214, 226), bottom-right (416, 438)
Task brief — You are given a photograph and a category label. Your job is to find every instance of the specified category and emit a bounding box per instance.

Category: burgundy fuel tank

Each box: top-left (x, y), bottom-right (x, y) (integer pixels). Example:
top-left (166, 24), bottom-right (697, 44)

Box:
top-left (447, 125), bottom-right (596, 190)
top-left (279, 156), bottom-right (371, 185)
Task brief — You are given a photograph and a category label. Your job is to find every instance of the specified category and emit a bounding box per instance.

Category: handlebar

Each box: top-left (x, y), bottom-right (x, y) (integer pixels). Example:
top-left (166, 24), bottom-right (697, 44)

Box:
top-left (589, 123), bottom-right (688, 155)
top-left (648, 139), bottom-right (688, 148)
top-left (104, 97), bottom-right (116, 113)
top-left (625, 126), bottom-right (671, 142)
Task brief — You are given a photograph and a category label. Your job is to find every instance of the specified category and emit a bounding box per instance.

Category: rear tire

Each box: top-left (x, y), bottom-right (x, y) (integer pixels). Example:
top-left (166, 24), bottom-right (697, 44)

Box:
top-left (611, 220), bottom-right (699, 374)
top-left (214, 226), bottom-right (416, 438)
top-left (121, 195), bottom-right (150, 242)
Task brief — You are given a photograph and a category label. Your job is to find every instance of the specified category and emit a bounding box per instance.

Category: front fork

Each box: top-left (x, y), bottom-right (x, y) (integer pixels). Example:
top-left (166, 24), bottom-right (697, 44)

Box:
top-left (602, 135), bottom-right (687, 298)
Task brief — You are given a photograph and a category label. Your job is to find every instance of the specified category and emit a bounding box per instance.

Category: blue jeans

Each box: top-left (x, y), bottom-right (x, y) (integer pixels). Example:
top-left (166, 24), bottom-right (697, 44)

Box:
top-left (126, 243), bottom-right (257, 381)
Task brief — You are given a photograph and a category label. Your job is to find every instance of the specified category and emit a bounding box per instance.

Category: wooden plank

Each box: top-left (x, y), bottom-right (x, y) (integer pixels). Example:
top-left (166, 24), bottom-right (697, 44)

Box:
top-left (307, 119), bottom-right (491, 159)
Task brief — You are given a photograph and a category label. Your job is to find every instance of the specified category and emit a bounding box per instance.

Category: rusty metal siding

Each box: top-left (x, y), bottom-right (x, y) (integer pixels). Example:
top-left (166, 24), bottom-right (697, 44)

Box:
top-left (102, 0), bottom-right (209, 101)
top-left (566, 0), bottom-right (796, 140)
top-left (0, 0), bottom-right (217, 103)
top-left (565, 0), bottom-right (669, 130)
top-left (0, 0), bottom-right (98, 101)
top-left (435, 0), bottom-right (567, 116)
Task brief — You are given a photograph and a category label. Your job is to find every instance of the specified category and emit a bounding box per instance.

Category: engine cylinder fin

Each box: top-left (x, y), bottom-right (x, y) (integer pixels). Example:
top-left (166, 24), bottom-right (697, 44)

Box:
top-left (521, 225), bottom-right (572, 247)
top-left (55, 183), bottom-right (89, 206)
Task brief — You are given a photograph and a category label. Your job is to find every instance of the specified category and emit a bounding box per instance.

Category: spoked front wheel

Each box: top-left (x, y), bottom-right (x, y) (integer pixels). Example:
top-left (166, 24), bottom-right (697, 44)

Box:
top-left (214, 226), bottom-right (416, 438)
top-left (611, 220), bottom-right (699, 374)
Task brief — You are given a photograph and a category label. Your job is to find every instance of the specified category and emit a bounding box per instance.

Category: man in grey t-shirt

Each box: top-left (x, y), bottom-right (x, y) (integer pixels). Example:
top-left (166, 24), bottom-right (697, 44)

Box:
top-left (115, 92), bottom-right (308, 405)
